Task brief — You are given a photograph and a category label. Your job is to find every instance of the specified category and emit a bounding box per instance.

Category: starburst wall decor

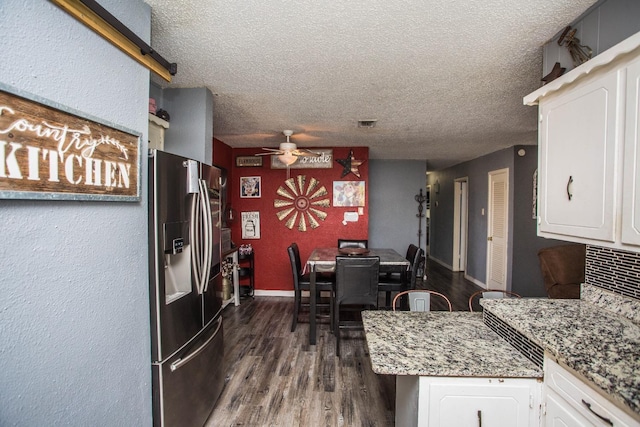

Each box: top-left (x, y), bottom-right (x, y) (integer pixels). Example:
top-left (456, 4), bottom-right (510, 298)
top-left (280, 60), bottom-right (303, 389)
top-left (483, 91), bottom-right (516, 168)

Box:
top-left (274, 175), bottom-right (331, 231)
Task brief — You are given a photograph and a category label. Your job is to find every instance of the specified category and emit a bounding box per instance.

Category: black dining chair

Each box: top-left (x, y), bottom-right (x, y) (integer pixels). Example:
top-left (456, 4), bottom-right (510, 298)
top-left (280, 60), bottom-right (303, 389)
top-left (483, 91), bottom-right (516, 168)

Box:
top-left (337, 239), bottom-right (368, 249)
top-left (378, 245), bottom-right (423, 308)
top-left (287, 243), bottom-right (335, 333)
top-left (334, 255), bottom-right (379, 357)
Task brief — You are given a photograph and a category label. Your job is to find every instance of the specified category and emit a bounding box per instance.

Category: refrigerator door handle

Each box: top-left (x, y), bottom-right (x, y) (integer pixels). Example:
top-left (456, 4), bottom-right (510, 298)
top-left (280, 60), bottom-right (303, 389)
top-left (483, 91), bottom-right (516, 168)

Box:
top-left (190, 190), bottom-right (203, 294)
top-left (199, 179), bottom-right (214, 293)
top-left (170, 316), bottom-right (222, 372)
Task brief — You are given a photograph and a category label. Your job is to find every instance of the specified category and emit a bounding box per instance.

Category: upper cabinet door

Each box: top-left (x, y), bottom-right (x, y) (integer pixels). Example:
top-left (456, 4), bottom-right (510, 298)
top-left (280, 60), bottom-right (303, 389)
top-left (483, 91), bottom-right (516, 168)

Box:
top-left (622, 58), bottom-right (640, 246)
top-left (538, 70), bottom-right (621, 242)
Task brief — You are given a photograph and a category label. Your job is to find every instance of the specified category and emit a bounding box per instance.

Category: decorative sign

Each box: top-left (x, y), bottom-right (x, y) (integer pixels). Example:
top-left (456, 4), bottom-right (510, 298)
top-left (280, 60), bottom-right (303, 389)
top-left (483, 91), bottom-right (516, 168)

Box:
top-left (274, 175), bottom-right (330, 231)
top-left (236, 155), bottom-right (263, 167)
top-left (0, 87), bottom-right (140, 201)
top-left (336, 149), bottom-right (365, 178)
top-left (270, 149), bottom-right (333, 169)
top-left (241, 211), bottom-right (261, 239)
top-left (333, 181), bottom-right (365, 207)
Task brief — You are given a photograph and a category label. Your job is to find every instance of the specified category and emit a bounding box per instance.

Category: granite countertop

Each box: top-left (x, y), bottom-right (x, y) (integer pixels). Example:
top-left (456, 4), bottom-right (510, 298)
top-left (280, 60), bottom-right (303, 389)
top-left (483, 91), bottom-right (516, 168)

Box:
top-left (482, 298), bottom-right (640, 418)
top-left (361, 311), bottom-right (542, 378)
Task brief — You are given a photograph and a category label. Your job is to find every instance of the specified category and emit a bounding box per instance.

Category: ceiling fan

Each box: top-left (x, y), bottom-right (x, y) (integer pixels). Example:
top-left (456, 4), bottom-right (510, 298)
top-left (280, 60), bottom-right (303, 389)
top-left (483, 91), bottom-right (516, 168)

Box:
top-left (255, 130), bottom-right (321, 166)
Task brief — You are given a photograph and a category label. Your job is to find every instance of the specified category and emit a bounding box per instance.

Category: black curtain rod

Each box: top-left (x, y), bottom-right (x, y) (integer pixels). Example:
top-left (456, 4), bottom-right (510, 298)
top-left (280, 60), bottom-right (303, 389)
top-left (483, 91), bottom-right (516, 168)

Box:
top-left (80, 0), bottom-right (177, 76)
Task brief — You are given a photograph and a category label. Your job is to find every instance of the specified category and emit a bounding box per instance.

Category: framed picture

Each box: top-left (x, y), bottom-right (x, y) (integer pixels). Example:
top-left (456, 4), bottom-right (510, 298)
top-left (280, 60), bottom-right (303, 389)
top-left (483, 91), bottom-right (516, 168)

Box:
top-left (333, 181), bottom-right (365, 207)
top-left (241, 211), bottom-right (260, 239)
top-left (240, 176), bottom-right (261, 198)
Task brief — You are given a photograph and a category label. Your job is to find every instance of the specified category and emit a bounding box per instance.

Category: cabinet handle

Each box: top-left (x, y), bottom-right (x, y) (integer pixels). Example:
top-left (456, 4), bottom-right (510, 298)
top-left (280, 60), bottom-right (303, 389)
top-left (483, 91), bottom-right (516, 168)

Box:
top-left (566, 176), bottom-right (573, 201)
top-left (581, 399), bottom-right (613, 426)
top-left (477, 410), bottom-right (482, 427)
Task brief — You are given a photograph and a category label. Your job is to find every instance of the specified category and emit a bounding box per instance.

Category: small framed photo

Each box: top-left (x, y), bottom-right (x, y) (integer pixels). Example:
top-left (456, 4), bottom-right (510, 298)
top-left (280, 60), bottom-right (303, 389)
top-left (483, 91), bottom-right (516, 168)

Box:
top-left (241, 211), bottom-right (261, 239)
top-left (240, 176), bottom-right (261, 198)
top-left (333, 181), bottom-right (365, 207)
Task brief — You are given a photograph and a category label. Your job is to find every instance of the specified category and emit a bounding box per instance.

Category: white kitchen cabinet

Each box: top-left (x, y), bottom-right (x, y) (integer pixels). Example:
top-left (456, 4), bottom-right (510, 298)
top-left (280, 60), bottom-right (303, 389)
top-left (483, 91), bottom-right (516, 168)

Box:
top-left (543, 357), bottom-right (638, 427)
top-left (396, 376), bottom-right (541, 427)
top-left (524, 32), bottom-right (640, 250)
top-left (622, 58), bottom-right (640, 245)
top-left (537, 69), bottom-right (619, 242)
top-left (148, 113), bottom-right (169, 150)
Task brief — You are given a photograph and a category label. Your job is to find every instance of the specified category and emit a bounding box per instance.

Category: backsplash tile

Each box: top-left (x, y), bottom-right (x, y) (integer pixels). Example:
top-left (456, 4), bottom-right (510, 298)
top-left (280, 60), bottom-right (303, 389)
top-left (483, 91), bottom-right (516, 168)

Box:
top-left (585, 246), bottom-right (640, 300)
top-left (483, 311), bottom-right (544, 368)
top-left (584, 246), bottom-right (640, 324)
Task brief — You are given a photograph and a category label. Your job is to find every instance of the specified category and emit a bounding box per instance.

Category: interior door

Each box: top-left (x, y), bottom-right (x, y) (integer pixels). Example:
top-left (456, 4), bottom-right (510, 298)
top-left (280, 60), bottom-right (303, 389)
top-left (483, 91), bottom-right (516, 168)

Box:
top-left (487, 168), bottom-right (508, 290)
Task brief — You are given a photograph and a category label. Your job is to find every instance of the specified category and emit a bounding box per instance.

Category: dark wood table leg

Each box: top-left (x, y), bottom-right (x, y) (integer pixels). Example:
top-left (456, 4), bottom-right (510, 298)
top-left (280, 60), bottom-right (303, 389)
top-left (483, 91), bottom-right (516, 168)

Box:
top-left (310, 267), bottom-right (316, 345)
top-left (401, 266), bottom-right (409, 310)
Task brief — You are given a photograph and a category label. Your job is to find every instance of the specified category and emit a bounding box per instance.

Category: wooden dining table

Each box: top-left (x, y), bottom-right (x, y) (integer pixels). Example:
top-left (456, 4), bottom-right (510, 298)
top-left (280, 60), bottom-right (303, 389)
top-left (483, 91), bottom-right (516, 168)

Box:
top-left (304, 247), bottom-right (411, 345)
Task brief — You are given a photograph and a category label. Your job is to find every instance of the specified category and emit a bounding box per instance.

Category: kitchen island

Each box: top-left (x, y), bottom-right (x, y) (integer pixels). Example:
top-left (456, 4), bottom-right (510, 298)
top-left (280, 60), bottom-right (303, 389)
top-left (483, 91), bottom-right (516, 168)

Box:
top-left (363, 289), bottom-right (640, 426)
top-left (482, 294), bottom-right (640, 424)
top-left (362, 311), bottom-right (543, 426)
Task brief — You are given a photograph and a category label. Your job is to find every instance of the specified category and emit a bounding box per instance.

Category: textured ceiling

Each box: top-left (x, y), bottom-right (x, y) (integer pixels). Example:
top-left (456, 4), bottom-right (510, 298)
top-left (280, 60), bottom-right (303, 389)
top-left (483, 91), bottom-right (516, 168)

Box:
top-left (143, 0), bottom-right (597, 170)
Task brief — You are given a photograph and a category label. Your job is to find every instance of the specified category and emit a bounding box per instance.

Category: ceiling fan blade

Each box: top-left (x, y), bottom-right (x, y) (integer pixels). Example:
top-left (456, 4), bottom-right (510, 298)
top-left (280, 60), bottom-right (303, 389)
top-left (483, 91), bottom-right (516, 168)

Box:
top-left (293, 148), bottom-right (322, 157)
top-left (255, 150), bottom-right (285, 156)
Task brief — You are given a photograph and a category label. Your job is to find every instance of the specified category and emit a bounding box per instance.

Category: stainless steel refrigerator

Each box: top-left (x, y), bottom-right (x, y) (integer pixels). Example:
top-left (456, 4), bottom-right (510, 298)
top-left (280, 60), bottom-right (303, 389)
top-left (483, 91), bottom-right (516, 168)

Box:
top-left (148, 149), bottom-right (224, 427)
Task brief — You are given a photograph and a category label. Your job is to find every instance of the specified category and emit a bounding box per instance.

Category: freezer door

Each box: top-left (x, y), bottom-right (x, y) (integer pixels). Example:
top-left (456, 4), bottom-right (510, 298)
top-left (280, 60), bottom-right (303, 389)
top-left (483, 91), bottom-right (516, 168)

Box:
top-left (152, 316), bottom-right (225, 427)
top-left (201, 165), bottom-right (223, 324)
top-left (149, 150), bottom-right (201, 361)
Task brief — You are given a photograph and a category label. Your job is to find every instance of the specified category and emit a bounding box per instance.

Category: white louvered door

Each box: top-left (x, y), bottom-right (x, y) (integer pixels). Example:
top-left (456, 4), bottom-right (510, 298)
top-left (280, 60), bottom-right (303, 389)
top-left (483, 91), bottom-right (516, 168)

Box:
top-left (487, 168), bottom-right (508, 290)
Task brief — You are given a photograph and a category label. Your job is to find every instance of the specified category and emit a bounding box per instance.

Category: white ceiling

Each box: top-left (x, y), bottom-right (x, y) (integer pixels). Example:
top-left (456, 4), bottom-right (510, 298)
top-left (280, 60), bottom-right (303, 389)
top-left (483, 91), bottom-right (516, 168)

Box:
top-left (144, 0), bottom-right (597, 170)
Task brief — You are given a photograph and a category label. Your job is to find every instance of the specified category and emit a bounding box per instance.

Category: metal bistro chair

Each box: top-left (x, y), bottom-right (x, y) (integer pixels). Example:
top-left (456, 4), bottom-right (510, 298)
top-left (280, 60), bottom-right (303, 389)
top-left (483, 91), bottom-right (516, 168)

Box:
top-left (392, 290), bottom-right (452, 312)
top-left (337, 239), bottom-right (368, 249)
top-left (288, 243), bottom-right (335, 333)
top-left (468, 289), bottom-right (522, 312)
top-left (378, 244), bottom-right (423, 308)
top-left (334, 255), bottom-right (379, 357)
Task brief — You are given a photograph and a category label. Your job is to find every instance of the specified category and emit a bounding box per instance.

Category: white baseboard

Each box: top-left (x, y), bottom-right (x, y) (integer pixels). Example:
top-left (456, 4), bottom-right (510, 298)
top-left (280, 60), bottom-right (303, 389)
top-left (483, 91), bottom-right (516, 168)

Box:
top-left (427, 257), bottom-right (486, 289)
top-left (428, 256), bottom-right (452, 270)
top-left (253, 290), bottom-right (294, 297)
top-left (251, 290), bottom-right (333, 298)
top-left (463, 273), bottom-right (486, 289)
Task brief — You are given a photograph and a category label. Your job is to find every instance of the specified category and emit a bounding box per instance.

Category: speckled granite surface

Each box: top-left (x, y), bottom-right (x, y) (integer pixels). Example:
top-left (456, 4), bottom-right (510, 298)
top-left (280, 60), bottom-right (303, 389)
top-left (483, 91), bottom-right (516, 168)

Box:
top-left (361, 311), bottom-right (542, 378)
top-left (582, 284), bottom-right (640, 325)
top-left (481, 298), bottom-right (640, 418)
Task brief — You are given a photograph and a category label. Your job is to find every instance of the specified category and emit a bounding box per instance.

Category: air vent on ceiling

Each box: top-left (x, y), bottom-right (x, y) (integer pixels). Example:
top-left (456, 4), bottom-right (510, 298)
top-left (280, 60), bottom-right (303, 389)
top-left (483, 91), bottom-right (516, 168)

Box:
top-left (357, 119), bottom-right (377, 128)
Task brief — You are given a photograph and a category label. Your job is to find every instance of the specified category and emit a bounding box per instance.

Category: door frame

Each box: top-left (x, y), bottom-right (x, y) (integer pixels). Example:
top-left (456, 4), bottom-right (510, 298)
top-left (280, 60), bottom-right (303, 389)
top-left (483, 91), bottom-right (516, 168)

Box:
top-left (426, 184), bottom-right (431, 257)
top-left (452, 178), bottom-right (468, 272)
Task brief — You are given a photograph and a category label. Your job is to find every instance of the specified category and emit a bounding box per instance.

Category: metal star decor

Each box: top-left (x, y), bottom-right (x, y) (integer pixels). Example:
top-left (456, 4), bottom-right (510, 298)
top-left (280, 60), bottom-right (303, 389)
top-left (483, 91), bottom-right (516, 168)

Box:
top-left (336, 149), bottom-right (365, 178)
top-left (274, 175), bottom-right (330, 231)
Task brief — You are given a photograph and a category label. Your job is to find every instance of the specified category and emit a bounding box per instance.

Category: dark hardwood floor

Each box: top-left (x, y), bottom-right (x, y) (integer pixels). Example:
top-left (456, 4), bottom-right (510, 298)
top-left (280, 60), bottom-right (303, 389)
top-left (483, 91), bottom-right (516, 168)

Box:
top-left (206, 258), bottom-right (483, 426)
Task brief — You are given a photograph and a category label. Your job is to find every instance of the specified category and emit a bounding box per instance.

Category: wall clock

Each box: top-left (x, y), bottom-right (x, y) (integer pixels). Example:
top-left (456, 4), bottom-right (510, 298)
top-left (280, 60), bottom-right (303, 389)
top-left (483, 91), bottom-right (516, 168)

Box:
top-left (274, 175), bottom-right (330, 231)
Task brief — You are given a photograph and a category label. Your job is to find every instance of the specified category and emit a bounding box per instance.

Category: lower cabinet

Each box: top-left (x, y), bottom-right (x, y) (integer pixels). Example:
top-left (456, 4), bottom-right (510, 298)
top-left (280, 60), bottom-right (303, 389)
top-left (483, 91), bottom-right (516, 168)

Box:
top-left (543, 357), bottom-right (638, 427)
top-left (396, 376), bottom-right (542, 427)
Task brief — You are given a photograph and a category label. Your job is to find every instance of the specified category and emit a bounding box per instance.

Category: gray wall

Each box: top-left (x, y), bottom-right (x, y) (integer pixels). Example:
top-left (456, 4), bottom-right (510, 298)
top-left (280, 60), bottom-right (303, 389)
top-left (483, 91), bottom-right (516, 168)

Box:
top-left (163, 87), bottom-right (214, 165)
top-left (0, 1), bottom-right (152, 425)
top-left (543, 0), bottom-right (640, 77)
top-left (369, 160), bottom-right (427, 256)
top-left (427, 146), bottom-right (563, 296)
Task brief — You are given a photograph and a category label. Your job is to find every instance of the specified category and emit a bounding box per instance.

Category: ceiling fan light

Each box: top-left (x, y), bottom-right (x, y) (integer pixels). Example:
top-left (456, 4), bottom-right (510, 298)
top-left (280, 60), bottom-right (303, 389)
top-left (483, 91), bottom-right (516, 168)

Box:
top-left (278, 151), bottom-right (297, 166)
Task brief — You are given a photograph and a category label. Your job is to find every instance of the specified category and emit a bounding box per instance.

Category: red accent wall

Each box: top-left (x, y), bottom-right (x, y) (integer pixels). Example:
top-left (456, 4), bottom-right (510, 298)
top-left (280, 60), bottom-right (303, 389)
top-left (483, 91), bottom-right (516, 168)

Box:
top-left (214, 141), bottom-right (369, 291)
